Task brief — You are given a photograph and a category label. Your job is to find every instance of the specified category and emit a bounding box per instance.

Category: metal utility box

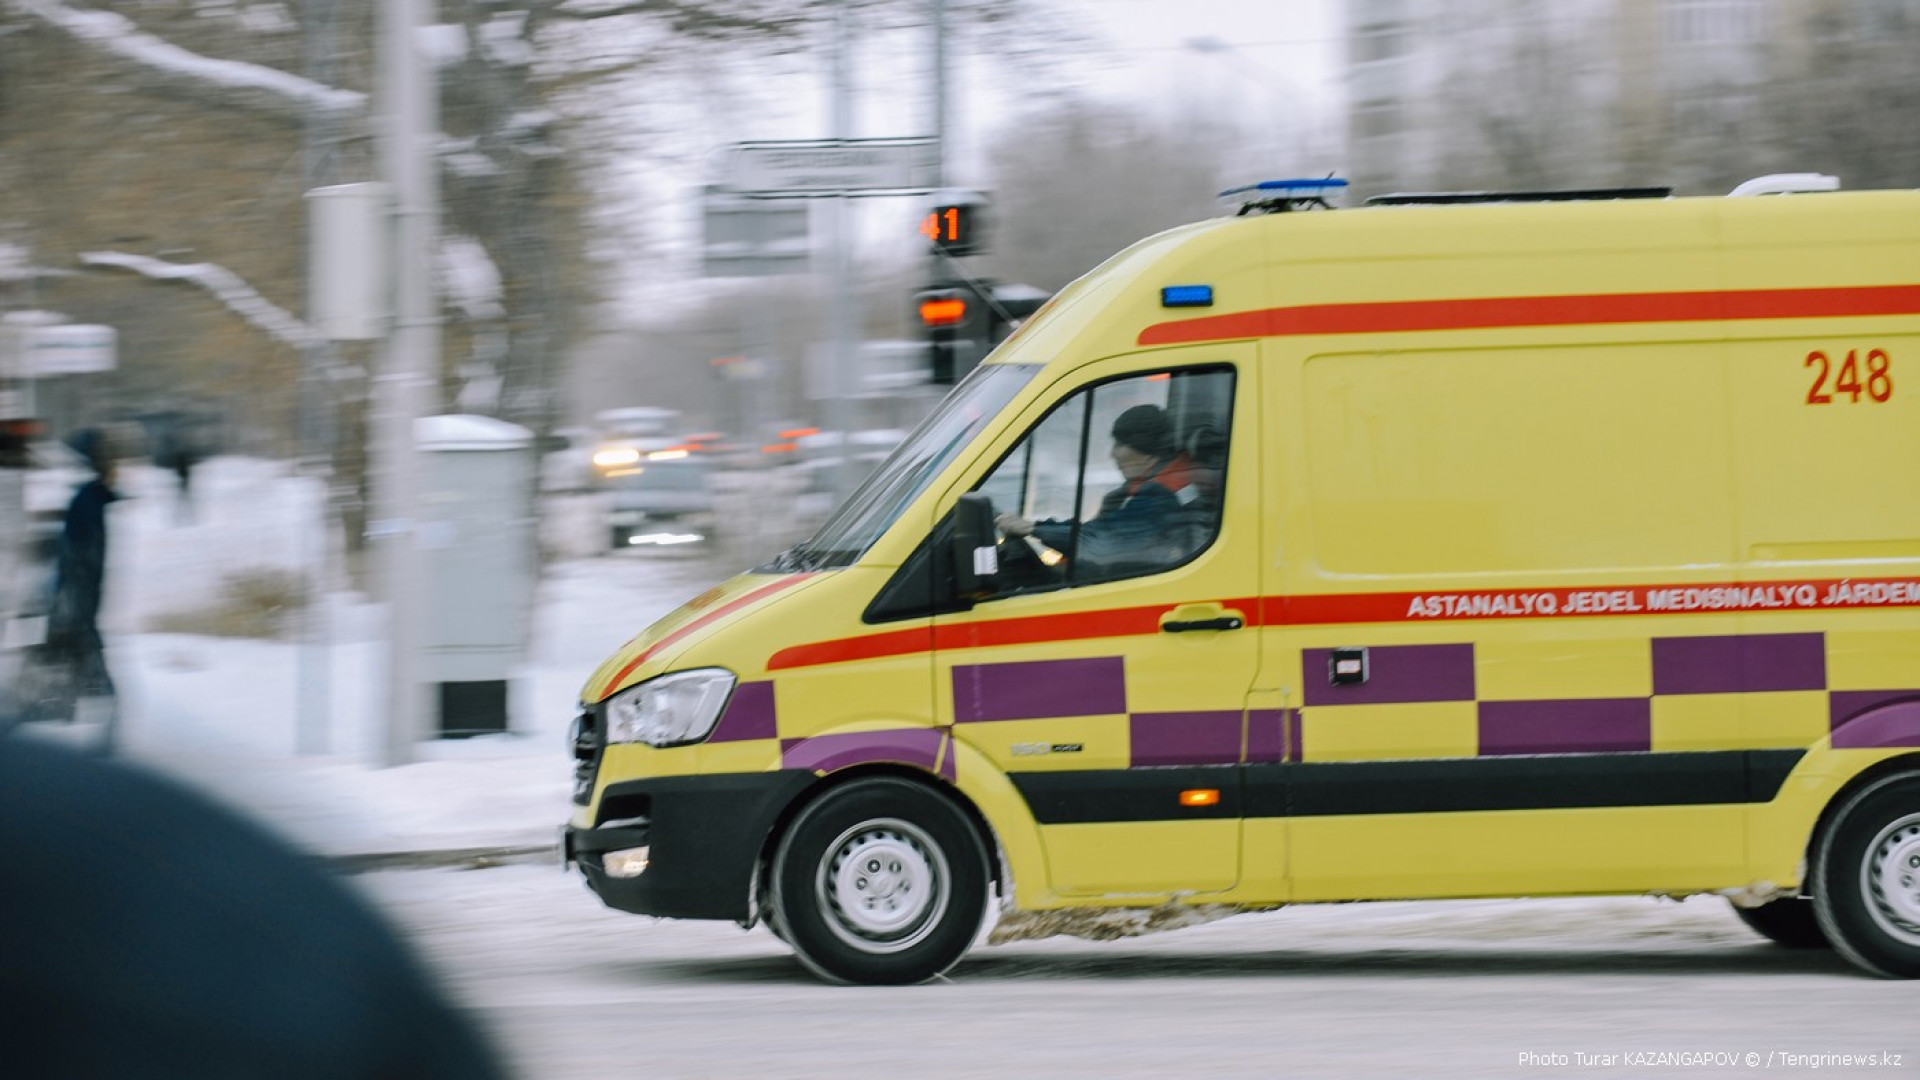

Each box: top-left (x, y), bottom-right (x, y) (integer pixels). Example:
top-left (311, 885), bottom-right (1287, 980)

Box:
top-left (306, 183), bottom-right (391, 341)
top-left (415, 414), bottom-right (536, 736)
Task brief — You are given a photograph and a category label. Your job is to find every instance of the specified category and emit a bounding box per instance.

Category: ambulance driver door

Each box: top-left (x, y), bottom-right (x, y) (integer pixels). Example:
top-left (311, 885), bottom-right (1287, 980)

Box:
top-left (936, 352), bottom-right (1261, 898)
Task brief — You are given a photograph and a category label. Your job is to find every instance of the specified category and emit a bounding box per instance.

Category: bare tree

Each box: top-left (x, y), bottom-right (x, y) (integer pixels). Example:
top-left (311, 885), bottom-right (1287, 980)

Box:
top-left (0, 0), bottom-right (1049, 578)
top-left (1426, 9), bottom-right (1621, 193)
top-left (1751, 4), bottom-right (1920, 191)
top-left (975, 97), bottom-right (1241, 293)
top-left (1408, 4), bottom-right (1919, 199)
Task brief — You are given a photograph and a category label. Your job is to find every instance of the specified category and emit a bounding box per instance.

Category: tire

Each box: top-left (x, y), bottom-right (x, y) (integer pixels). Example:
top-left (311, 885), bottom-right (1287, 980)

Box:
top-left (608, 526), bottom-right (628, 551)
top-left (769, 777), bottom-right (988, 985)
top-left (1729, 896), bottom-right (1829, 950)
top-left (1812, 771), bottom-right (1920, 978)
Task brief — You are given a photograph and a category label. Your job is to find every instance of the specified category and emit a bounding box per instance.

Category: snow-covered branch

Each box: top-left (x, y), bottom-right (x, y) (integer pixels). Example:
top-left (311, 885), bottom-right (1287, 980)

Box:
top-left (550, 0), bottom-right (800, 37)
top-left (80, 251), bottom-right (325, 351)
top-left (13, 0), bottom-right (364, 115)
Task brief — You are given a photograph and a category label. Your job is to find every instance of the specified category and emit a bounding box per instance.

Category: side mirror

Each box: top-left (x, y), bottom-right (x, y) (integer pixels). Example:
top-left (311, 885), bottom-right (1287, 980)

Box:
top-left (950, 492), bottom-right (999, 599)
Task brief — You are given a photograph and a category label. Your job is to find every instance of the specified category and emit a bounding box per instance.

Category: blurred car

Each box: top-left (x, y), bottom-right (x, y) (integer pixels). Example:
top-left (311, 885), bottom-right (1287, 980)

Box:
top-left (586, 407), bottom-right (684, 480)
top-left (594, 406), bottom-right (679, 441)
top-left (602, 444), bottom-right (717, 550)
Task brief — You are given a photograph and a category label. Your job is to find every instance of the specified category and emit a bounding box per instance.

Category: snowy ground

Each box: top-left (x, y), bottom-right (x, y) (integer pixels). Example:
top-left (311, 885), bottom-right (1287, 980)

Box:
top-left (16, 456), bottom-right (747, 858)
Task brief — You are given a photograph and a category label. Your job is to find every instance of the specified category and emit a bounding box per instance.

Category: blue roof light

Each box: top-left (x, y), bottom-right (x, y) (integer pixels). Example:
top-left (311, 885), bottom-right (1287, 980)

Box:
top-left (1219, 177), bottom-right (1350, 199)
top-left (1219, 177), bottom-right (1349, 216)
top-left (1161, 285), bottom-right (1214, 308)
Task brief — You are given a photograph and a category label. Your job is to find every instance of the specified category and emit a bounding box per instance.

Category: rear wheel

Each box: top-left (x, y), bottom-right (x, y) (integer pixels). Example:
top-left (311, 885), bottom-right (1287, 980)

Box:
top-left (1812, 772), bottom-right (1920, 978)
top-left (770, 777), bottom-right (987, 985)
top-left (1729, 896), bottom-right (1829, 949)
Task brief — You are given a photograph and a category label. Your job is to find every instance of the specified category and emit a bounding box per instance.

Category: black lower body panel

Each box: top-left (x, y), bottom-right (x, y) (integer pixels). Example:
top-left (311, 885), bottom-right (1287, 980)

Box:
top-left (566, 771), bottom-right (816, 921)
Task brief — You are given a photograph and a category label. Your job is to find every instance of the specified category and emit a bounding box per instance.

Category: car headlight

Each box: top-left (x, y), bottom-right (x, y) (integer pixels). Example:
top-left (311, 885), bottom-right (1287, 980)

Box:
top-left (604, 668), bottom-right (736, 748)
top-left (593, 446), bottom-right (642, 469)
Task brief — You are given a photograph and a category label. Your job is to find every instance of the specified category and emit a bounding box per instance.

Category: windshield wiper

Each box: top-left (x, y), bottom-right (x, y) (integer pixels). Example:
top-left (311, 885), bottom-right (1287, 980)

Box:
top-left (763, 542), bottom-right (814, 573)
top-left (806, 548), bottom-right (859, 571)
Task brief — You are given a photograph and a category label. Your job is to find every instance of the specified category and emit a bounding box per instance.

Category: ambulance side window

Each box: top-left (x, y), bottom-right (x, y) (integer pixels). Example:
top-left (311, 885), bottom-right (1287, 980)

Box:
top-left (974, 366), bottom-right (1233, 596)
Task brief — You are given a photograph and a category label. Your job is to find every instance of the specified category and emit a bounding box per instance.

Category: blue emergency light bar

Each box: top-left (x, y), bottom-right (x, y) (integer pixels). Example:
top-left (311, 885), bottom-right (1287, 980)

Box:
top-left (1219, 177), bottom-right (1350, 200)
top-left (1220, 177), bottom-right (1349, 216)
top-left (1160, 285), bottom-right (1214, 308)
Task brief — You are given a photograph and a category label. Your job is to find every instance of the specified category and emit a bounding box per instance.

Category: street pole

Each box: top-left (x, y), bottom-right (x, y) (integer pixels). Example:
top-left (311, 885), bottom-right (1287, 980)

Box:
top-left (926, 0), bottom-right (950, 383)
top-left (933, 0), bottom-right (947, 188)
top-left (825, 0), bottom-right (859, 502)
top-left (296, 0), bottom-right (340, 756)
top-left (375, 0), bottom-right (438, 766)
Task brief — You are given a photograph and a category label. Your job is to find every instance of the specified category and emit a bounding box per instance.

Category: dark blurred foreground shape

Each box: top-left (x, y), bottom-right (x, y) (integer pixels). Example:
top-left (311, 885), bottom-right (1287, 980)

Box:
top-left (0, 736), bottom-right (511, 1080)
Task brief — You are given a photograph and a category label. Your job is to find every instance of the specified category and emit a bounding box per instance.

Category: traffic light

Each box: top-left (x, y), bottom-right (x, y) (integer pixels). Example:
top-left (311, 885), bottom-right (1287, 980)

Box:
top-left (915, 280), bottom-right (1054, 385)
top-left (915, 281), bottom-right (986, 386)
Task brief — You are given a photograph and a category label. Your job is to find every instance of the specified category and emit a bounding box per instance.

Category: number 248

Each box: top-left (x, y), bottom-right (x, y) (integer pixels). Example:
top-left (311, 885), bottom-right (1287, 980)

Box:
top-left (1805, 348), bottom-right (1892, 404)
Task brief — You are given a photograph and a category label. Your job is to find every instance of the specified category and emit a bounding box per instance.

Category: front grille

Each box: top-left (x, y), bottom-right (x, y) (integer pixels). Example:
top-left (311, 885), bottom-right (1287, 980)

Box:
top-left (570, 705), bottom-right (603, 805)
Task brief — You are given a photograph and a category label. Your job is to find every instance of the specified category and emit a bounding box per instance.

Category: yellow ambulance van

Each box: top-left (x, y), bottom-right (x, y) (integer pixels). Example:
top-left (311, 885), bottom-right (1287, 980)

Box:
top-left (563, 174), bottom-right (1920, 985)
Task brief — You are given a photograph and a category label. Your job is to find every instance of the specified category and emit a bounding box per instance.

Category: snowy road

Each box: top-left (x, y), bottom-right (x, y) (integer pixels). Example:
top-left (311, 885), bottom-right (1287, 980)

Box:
top-left (360, 865), bottom-right (1918, 1079)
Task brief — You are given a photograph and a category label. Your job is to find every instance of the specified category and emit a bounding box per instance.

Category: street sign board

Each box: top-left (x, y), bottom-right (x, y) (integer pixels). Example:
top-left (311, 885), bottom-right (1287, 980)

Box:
top-left (721, 138), bottom-right (940, 198)
top-left (701, 190), bottom-right (810, 277)
top-left (25, 324), bottom-right (117, 375)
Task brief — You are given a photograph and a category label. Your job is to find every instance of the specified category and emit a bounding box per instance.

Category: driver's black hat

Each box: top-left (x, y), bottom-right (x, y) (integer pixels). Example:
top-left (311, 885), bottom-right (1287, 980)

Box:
top-left (1110, 404), bottom-right (1174, 458)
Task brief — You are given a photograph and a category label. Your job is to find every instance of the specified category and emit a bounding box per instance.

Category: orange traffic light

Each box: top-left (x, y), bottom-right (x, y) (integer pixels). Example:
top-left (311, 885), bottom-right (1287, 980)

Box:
top-left (919, 295), bottom-right (968, 327)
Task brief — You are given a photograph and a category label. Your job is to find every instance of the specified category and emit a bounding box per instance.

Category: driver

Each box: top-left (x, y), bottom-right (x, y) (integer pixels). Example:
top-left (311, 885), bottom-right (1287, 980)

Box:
top-left (994, 404), bottom-right (1199, 576)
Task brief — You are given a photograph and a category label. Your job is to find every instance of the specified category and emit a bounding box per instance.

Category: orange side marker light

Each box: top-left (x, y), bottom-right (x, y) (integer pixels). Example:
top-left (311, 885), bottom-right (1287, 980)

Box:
top-left (1179, 788), bottom-right (1220, 808)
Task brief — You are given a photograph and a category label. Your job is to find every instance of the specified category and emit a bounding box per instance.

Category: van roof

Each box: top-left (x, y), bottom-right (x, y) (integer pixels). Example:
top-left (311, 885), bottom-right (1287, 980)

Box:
top-left (982, 186), bottom-right (1920, 369)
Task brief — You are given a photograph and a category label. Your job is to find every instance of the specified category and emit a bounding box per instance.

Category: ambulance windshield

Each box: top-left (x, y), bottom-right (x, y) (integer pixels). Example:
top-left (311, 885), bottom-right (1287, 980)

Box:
top-left (765, 362), bottom-right (1040, 571)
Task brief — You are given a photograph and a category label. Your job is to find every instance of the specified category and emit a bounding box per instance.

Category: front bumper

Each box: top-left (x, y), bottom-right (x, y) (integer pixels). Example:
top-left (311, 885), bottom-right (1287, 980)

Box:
top-left (564, 772), bottom-right (817, 922)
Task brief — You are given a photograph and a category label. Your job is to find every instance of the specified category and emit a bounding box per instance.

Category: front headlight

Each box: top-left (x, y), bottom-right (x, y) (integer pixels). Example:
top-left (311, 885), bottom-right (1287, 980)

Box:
top-left (593, 446), bottom-right (641, 469)
top-left (604, 668), bottom-right (736, 748)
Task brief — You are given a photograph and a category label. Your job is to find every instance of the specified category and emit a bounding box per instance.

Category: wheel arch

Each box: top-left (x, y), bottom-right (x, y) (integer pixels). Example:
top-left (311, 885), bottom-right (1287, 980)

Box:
top-left (749, 763), bottom-right (1009, 928)
top-left (1804, 750), bottom-right (1920, 892)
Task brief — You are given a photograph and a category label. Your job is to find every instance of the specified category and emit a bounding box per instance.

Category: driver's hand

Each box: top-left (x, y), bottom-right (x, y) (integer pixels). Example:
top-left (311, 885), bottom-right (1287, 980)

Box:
top-left (994, 511), bottom-right (1034, 538)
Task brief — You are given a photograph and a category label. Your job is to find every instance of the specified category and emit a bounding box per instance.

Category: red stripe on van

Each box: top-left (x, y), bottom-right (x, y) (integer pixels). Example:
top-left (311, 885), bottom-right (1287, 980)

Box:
top-left (595, 573), bottom-right (815, 700)
top-left (767, 599), bottom-right (1257, 670)
top-left (767, 625), bottom-right (931, 670)
top-left (1137, 284), bottom-right (1920, 347)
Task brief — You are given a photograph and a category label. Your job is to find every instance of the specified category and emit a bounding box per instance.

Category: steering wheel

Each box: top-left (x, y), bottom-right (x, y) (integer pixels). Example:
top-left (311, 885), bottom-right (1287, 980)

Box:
top-left (993, 522), bottom-right (1068, 588)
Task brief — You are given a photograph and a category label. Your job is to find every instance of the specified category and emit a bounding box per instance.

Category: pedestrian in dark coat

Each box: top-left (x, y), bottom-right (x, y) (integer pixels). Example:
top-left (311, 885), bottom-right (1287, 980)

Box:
top-left (38, 428), bottom-right (120, 728)
top-left (155, 412), bottom-right (201, 523)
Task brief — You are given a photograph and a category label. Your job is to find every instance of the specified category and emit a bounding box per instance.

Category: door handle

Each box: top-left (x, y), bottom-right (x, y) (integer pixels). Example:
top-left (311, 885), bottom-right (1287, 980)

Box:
top-left (1161, 615), bottom-right (1245, 633)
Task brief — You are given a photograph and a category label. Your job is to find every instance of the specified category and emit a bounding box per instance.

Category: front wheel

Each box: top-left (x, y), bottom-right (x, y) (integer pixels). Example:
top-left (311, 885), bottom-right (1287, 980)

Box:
top-left (1729, 896), bottom-right (1829, 949)
top-left (1813, 772), bottom-right (1920, 977)
top-left (770, 777), bottom-right (988, 985)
